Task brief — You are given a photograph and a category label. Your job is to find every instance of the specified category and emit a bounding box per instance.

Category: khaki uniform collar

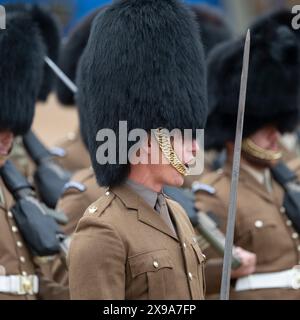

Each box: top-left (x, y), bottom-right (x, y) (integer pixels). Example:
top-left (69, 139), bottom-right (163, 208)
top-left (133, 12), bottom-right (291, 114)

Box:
top-left (223, 159), bottom-right (277, 204)
top-left (111, 183), bottom-right (179, 241)
top-left (125, 179), bottom-right (157, 210)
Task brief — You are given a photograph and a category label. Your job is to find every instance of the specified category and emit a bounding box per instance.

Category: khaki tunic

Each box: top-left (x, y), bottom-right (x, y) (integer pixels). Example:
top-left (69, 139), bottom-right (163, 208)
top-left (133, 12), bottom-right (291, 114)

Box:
top-left (68, 183), bottom-right (206, 300)
top-left (52, 168), bottom-right (102, 286)
top-left (53, 129), bottom-right (90, 173)
top-left (195, 159), bottom-right (300, 300)
top-left (0, 177), bottom-right (69, 300)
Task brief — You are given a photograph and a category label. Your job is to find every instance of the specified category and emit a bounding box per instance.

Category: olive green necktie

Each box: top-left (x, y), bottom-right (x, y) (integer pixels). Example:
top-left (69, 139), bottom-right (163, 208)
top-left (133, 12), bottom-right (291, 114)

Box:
top-left (263, 169), bottom-right (273, 194)
top-left (155, 194), bottom-right (177, 237)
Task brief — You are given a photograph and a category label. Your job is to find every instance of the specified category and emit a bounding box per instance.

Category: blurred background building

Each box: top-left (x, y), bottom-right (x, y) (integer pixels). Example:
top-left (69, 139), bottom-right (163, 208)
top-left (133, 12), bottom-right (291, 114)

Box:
top-left (1, 0), bottom-right (298, 35)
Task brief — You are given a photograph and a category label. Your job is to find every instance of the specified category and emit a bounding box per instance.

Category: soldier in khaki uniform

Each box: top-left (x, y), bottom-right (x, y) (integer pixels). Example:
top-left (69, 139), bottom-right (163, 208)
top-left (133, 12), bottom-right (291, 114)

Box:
top-left (51, 2), bottom-right (233, 287)
top-left (194, 14), bottom-right (300, 299)
top-left (0, 13), bottom-right (68, 300)
top-left (68, 0), bottom-right (208, 300)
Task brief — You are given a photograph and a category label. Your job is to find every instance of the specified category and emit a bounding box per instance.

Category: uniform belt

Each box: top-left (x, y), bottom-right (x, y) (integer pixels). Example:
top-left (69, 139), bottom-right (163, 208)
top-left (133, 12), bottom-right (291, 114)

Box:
top-left (235, 266), bottom-right (300, 291)
top-left (0, 275), bottom-right (39, 295)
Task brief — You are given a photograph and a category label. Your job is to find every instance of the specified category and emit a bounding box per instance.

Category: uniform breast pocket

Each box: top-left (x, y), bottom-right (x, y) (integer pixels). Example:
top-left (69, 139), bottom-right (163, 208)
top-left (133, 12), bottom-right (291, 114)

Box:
top-left (252, 220), bottom-right (280, 264)
top-left (191, 242), bottom-right (206, 298)
top-left (238, 218), bottom-right (279, 265)
top-left (128, 249), bottom-right (176, 300)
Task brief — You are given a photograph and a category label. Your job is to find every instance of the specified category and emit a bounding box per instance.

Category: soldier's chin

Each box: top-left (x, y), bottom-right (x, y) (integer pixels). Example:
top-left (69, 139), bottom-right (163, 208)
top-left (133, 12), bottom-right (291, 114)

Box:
top-left (167, 167), bottom-right (185, 187)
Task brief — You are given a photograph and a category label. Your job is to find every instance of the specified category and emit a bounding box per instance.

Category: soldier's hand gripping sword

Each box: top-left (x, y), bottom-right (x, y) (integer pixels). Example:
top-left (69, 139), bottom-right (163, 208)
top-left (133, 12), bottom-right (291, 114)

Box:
top-left (220, 30), bottom-right (251, 300)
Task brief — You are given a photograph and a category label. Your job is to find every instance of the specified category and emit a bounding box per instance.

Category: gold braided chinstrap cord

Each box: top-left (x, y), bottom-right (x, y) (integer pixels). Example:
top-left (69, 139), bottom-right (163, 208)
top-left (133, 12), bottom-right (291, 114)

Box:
top-left (242, 138), bottom-right (282, 161)
top-left (154, 129), bottom-right (189, 176)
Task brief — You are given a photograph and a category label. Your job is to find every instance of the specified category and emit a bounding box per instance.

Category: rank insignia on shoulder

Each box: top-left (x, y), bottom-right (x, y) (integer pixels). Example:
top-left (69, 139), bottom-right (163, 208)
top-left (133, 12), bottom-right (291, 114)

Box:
top-left (63, 181), bottom-right (86, 193)
top-left (191, 182), bottom-right (216, 195)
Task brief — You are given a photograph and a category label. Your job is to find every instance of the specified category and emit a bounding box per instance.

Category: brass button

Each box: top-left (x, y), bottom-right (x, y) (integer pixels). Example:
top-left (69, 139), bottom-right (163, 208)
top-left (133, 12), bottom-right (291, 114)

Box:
top-left (7, 211), bottom-right (13, 218)
top-left (292, 233), bottom-right (299, 240)
top-left (105, 191), bottom-right (110, 196)
top-left (254, 220), bottom-right (264, 228)
top-left (188, 272), bottom-right (193, 281)
top-left (153, 261), bottom-right (159, 268)
top-left (20, 256), bottom-right (26, 263)
top-left (12, 226), bottom-right (18, 233)
top-left (88, 206), bottom-right (98, 214)
top-left (16, 241), bottom-right (23, 248)
top-left (286, 220), bottom-right (292, 227)
top-left (280, 207), bottom-right (286, 214)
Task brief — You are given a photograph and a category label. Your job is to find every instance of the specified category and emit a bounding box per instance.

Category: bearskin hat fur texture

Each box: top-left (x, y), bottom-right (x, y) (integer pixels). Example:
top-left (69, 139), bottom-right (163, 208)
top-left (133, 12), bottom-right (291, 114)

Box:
top-left (250, 8), bottom-right (300, 40)
top-left (0, 13), bottom-right (45, 135)
top-left (190, 4), bottom-right (232, 56)
top-left (56, 7), bottom-right (107, 106)
top-left (205, 24), bottom-right (299, 150)
top-left (77, 0), bottom-right (208, 187)
top-left (6, 4), bottom-right (61, 101)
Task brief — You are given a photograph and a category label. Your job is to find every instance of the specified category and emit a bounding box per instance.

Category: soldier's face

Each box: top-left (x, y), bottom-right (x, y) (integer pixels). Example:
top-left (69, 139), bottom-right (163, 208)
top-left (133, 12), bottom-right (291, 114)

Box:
top-left (0, 130), bottom-right (14, 166)
top-left (151, 136), bottom-right (199, 188)
top-left (249, 125), bottom-right (281, 152)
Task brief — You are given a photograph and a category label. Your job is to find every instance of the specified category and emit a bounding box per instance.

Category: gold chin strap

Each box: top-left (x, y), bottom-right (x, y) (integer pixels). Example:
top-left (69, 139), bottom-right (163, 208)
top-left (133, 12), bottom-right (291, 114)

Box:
top-left (242, 138), bottom-right (282, 162)
top-left (154, 128), bottom-right (189, 176)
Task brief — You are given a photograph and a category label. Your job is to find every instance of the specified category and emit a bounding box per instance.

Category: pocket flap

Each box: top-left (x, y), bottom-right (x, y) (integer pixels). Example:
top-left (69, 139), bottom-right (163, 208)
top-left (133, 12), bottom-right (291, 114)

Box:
top-left (129, 249), bottom-right (173, 278)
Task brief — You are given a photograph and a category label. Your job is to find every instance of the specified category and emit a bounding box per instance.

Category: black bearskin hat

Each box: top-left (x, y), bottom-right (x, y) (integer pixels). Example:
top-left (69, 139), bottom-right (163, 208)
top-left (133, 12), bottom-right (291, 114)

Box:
top-left (190, 4), bottom-right (232, 56)
top-left (56, 6), bottom-right (107, 106)
top-left (0, 13), bottom-right (45, 135)
top-left (205, 24), bottom-right (299, 150)
top-left (77, 0), bottom-right (208, 187)
top-left (250, 8), bottom-right (300, 41)
top-left (6, 4), bottom-right (61, 101)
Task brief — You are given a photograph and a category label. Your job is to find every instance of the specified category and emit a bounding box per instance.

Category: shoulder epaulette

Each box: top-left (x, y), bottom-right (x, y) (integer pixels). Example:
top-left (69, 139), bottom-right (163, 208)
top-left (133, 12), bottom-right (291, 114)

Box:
top-left (198, 168), bottom-right (224, 187)
top-left (85, 189), bottom-right (115, 217)
top-left (63, 181), bottom-right (86, 193)
top-left (191, 182), bottom-right (216, 195)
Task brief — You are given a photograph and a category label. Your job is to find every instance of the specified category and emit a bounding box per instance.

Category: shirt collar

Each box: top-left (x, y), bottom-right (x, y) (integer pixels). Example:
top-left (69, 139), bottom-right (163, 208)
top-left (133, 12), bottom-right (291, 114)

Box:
top-left (241, 162), bottom-right (272, 192)
top-left (125, 179), bottom-right (158, 209)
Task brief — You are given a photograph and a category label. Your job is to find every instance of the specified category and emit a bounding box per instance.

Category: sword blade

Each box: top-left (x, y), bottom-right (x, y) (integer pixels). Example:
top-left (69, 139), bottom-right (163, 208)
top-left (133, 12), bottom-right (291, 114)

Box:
top-left (220, 29), bottom-right (251, 300)
top-left (44, 56), bottom-right (78, 94)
